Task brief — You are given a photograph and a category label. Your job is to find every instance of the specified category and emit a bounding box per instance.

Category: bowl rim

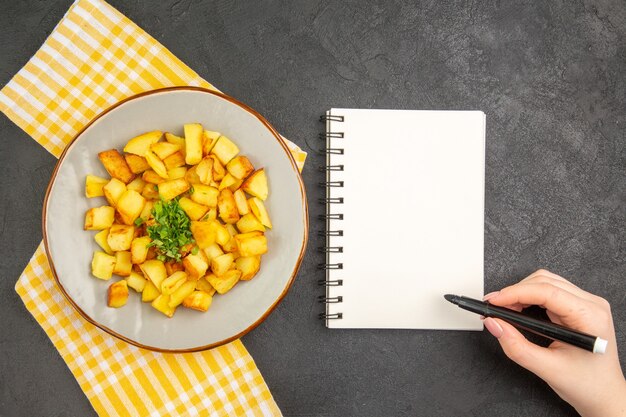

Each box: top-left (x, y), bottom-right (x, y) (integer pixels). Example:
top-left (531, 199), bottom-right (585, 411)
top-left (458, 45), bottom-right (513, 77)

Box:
top-left (41, 86), bottom-right (309, 352)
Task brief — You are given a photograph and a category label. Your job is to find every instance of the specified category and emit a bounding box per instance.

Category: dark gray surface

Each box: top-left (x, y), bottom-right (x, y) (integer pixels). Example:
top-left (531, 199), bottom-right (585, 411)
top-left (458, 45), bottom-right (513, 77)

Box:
top-left (1, 1), bottom-right (624, 416)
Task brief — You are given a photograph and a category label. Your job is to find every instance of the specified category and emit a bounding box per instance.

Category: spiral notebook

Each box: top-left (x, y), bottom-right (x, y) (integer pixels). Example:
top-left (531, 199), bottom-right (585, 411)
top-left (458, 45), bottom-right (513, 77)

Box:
top-left (320, 108), bottom-right (485, 330)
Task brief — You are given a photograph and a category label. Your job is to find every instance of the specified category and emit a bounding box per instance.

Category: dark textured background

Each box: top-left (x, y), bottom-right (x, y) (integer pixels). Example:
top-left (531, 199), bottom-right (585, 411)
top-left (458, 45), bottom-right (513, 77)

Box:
top-left (1, 1), bottom-right (625, 416)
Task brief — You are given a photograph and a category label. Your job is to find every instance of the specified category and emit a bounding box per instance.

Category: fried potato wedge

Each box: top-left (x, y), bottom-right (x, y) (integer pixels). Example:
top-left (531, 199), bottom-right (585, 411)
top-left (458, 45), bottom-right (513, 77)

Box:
top-left (236, 213), bottom-right (265, 233)
top-left (94, 229), bottom-right (114, 254)
top-left (196, 156), bottom-right (214, 185)
top-left (141, 280), bottom-right (160, 302)
top-left (103, 178), bottom-right (127, 207)
top-left (184, 123), bottom-right (203, 165)
top-left (145, 149), bottom-right (169, 179)
top-left (107, 280), bottom-right (129, 308)
top-left (218, 189), bottom-right (240, 224)
top-left (248, 197), bottom-right (272, 229)
top-left (233, 189), bottom-right (250, 215)
top-left (183, 251), bottom-right (209, 279)
top-left (210, 253), bottom-right (234, 276)
top-left (179, 197), bottom-right (209, 221)
top-left (123, 131), bottom-right (162, 156)
top-left (226, 156), bottom-right (254, 180)
top-left (98, 149), bottom-right (135, 183)
top-left (211, 135), bottom-right (239, 165)
top-left (117, 190), bottom-right (146, 225)
top-left (126, 177), bottom-right (146, 193)
top-left (165, 133), bottom-right (186, 155)
top-left (139, 259), bottom-right (167, 289)
top-left (167, 166), bottom-right (187, 180)
top-left (107, 224), bottom-right (135, 251)
top-left (161, 271), bottom-right (188, 295)
top-left (235, 233), bottom-right (268, 257)
top-left (190, 184), bottom-right (219, 208)
top-left (92, 251), bottom-right (116, 280)
top-left (207, 270), bottom-right (241, 294)
top-left (85, 206), bottom-right (115, 230)
top-left (163, 151), bottom-right (186, 170)
top-left (85, 175), bottom-right (108, 198)
top-left (183, 291), bottom-right (213, 312)
top-left (113, 251), bottom-right (132, 277)
top-left (168, 281), bottom-right (196, 308)
top-left (152, 294), bottom-right (175, 317)
top-left (151, 142), bottom-right (181, 160)
top-left (124, 154), bottom-right (150, 174)
top-left (158, 178), bottom-right (190, 201)
top-left (241, 169), bottom-right (268, 200)
top-left (235, 255), bottom-right (261, 280)
top-left (131, 236), bottom-right (151, 264)
top-left (202, 130), bottom-right (219, 153)
top-left (126, 271), bottom-right (147, 292)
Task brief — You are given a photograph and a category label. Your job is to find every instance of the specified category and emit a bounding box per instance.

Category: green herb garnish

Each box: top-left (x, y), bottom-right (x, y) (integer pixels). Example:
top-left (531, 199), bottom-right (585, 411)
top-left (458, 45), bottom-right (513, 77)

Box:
top-left (134, 217), bottom-right (144, 226)
top-left (146, 198), bottom-right (195, 262)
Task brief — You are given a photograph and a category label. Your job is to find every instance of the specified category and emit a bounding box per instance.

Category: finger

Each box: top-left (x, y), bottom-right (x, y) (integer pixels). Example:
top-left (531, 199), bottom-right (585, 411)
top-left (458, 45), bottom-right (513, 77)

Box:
top-left (487, 282), bottom-right (590, 319)
top-left (521, 270), bottom-right (595, 301)
top-left (522, 269), bottom-right (573, 284)
top-left (525, 277), bottom-right (595, 303)
top-left (499, 303), bottom-right (527, 312)
top-left (546, 310), bottom-right (564, 326)
top-left (520, 270), bottom-right (609, 309)
top-left (484, 318), bottom-right (561, 378)
top-left (484, 293), bottom-right (528, 311)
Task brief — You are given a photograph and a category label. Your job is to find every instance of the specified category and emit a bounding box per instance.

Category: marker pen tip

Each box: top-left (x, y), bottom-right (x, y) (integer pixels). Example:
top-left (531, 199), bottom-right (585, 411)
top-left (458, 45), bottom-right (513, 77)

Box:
top-left (444, 294), bottom-right (458, 304)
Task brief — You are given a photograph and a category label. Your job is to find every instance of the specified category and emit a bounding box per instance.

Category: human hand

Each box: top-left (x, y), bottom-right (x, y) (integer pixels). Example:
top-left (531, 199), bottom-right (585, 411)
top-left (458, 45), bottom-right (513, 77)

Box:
top-left (483, 269), bottom-right (626, 417)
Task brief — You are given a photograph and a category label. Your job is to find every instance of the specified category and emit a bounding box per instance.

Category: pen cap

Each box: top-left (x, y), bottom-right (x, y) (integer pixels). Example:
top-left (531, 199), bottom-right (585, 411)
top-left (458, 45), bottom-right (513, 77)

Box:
top-left (593, 338), bottom-right (608, 354)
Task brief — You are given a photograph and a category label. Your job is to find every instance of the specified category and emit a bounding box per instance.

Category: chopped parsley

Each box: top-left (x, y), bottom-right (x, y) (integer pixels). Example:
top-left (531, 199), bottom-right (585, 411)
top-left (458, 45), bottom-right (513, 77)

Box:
top-left (146, 198), bottom-right (195, 262)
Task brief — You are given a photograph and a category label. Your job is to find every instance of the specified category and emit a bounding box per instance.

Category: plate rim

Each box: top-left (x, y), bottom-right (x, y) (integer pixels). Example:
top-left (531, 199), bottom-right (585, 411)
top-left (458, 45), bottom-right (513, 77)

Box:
top-left (41, 86), bottom-right (309, 352)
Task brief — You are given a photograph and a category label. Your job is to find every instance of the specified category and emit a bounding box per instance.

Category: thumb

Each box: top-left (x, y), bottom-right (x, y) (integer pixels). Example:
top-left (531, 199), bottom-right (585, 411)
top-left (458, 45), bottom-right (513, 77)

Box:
top-left (484, 317), bottom-right (560, 379)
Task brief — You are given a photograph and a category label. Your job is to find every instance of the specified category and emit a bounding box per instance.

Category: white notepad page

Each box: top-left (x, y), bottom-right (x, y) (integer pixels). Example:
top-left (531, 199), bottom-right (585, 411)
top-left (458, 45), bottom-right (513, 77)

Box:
top-left (325, 108), bottom-right (485, 330)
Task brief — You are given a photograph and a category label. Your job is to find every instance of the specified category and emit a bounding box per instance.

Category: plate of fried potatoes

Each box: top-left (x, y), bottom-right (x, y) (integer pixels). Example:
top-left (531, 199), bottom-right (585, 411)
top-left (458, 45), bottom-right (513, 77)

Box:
top-left (43, 87), bottom-right (308, 351)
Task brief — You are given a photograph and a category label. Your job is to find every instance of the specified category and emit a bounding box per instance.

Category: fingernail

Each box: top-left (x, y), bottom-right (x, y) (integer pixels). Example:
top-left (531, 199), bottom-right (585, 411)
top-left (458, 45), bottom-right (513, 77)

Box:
top-left (483, 291), bottom-right (500, 301)
top-left (484, 318), bottom-right (503, 339)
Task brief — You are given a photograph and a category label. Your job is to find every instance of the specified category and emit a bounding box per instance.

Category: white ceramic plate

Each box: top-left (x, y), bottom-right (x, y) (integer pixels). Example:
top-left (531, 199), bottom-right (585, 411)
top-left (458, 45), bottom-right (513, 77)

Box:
top-left (43, 87), bottom-right (308, 352)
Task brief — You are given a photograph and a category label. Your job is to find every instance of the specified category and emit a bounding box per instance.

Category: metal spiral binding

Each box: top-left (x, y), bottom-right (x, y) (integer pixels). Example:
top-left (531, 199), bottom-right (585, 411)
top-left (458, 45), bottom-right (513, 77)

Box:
top-left (319, 132), bottom-right (344, 139)
top-left (317, 246), bottom-right (343, 253)
top-left (317, 279), bottom-right (343, 286)
top-left (325, 148), bottom-right (344, 155)
top-left (319, 313), bottom-right (343, 320)
top-left (317, 213), bottom-right (343, 220)
top-left (318, 181), bottom-right (344, 188)
top-left (318, 164), bottom-right (344, 172)
top-left (318, 230), bottom-right (343, 237)
top-left (320, 114), bottom-right (345, 122)
top-left (318, 263), bottom-right (343, 270)
top-left (318, 296), bottom-right (343, 303)
top-left (318, 197), bottom-right (344, 204)
top-left (319, 113), bottom-right (345, 321)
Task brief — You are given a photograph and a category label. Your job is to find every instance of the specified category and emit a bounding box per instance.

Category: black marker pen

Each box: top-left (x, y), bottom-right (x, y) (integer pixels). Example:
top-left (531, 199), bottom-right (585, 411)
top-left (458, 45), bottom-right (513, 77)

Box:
top-left (444, 294), bottom-right (608, 354)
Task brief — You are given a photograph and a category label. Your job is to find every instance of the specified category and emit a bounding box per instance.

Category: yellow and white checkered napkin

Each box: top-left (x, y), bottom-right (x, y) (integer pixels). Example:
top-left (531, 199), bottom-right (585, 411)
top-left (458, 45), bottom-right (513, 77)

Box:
top-left (0, 0), bottom-right (307, 415)
top-left (17, 247), bottom-right (282, 416)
